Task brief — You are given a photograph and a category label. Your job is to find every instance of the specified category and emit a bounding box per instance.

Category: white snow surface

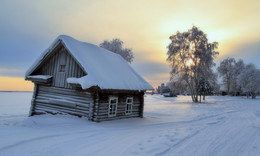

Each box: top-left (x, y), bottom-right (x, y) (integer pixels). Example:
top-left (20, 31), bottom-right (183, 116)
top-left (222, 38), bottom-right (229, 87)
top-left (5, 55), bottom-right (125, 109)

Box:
top-left (1, 92), bottom-right (260, 156)
top-left (26, 35), bottom-right (153, 91)
top-left (26, 75), bottom-right (52, 80)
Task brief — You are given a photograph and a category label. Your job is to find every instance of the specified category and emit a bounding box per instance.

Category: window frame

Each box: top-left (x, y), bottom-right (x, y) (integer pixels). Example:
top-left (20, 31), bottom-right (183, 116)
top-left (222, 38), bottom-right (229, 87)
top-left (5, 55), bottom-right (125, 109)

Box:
top-left (59, 64), bottom-right (66, 72)
top-left (108, 97), bottom-right (118, 117)
top-left (125, 97), bottom-right (133, 115)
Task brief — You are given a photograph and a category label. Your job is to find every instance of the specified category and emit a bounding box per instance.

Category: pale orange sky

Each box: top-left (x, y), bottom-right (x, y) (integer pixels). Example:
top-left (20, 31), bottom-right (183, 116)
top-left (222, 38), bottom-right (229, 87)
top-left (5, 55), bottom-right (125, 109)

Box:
top-left (0, 76), bottom-right (33, 91)
top-left (1, 0), bottom-right (260, 91)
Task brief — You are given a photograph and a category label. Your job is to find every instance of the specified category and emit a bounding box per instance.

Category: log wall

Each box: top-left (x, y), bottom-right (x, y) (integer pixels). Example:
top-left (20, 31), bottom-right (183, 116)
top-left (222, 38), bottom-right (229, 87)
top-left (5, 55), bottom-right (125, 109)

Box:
top-left (31, 85), bottom-right (93, 118)
top-left (93, 91), bottom-right (144, 122)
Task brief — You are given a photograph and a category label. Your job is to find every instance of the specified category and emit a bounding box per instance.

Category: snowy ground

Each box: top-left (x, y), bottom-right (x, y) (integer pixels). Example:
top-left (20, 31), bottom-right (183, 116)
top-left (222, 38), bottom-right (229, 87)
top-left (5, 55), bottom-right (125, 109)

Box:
top-left (0, 92), bottom-right (260, 156)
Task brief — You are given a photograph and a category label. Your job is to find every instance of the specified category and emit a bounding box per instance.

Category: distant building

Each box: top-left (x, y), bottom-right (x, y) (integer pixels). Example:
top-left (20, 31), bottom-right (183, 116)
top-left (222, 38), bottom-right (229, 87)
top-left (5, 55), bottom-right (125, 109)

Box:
top-left (156, 83), bottom-right (170, 95)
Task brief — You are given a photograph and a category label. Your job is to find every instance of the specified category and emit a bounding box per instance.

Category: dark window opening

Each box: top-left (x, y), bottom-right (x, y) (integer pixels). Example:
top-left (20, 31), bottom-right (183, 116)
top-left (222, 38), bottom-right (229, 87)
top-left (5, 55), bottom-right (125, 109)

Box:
top-left (59, 65), bottom-right (66, 72)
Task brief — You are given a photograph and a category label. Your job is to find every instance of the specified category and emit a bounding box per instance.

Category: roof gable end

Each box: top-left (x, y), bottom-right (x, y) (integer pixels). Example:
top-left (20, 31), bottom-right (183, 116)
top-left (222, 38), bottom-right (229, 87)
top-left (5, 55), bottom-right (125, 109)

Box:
top-left (26, 35), bottom-right (154, 91)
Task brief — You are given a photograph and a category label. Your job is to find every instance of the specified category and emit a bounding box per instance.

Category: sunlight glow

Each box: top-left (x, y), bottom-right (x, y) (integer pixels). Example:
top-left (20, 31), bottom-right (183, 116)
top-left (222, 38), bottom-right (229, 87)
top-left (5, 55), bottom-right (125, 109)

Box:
top-left (0, 76), bottom-right (33, 91)
top-left (186, 59), bottom-right (193, 67)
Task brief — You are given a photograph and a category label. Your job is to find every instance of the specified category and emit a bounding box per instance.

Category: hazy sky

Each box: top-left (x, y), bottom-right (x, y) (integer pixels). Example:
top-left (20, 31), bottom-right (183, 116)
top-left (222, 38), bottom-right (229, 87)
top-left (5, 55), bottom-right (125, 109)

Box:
top-left (1, 0), bottom-right (260, 91)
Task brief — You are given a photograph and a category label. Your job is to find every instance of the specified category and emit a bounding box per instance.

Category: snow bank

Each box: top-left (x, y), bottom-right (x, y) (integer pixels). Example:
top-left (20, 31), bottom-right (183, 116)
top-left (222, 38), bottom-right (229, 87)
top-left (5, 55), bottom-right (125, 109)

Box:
top-left (1, 93), bottom-right (260, 156)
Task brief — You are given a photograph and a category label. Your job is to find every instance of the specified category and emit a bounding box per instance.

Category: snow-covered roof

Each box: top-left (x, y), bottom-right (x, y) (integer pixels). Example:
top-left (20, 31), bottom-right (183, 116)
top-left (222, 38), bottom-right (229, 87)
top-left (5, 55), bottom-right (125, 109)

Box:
top-left (26, 35), bottom-right (153, 91)
top-left (26, 75), bottom-right (52, 80)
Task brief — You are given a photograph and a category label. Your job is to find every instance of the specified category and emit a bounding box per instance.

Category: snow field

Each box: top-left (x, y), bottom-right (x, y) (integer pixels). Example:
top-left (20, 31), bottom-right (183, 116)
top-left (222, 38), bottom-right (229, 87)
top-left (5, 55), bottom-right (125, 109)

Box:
top-left (0, 92), bottom-right (260, 156)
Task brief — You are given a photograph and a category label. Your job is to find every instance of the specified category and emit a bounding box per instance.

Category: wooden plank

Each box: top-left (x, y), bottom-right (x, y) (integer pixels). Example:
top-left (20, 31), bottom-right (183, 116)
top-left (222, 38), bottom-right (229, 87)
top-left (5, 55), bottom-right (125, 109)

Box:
top-left (56, 50), bottom-right (61, 87)
top-left (52, 51), bottom-right (57, 86)
top-left (61, 50), bottom-right (66, 87)
top-left (65, 51), bottom-right (70, 88)
top-left (68, 52), bottom-right (73, 89)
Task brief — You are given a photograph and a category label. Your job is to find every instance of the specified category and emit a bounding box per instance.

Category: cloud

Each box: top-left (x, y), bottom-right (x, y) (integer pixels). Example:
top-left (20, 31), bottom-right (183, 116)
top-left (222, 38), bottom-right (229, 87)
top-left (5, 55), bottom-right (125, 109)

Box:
top-left (133, 61), bottom-right (169, 77)
top-left (0, 67), bottom-right (26, 77)
top-left (224, 40), bottom-right (260, 68)
top-left (132, 59), bottom-right (170, 87)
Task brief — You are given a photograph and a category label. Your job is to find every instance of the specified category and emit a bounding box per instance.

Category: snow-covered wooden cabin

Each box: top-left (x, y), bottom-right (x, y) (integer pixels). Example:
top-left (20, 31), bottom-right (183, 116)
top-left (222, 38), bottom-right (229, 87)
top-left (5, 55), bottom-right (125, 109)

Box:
top-left (25, 35), bottom-right (153, 122)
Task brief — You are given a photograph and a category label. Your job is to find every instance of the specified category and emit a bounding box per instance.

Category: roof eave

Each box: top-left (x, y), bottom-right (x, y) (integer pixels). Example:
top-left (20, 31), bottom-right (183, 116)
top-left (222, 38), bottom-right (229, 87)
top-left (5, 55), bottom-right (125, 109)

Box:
top-left (25, 39), bottom-right (62, 77)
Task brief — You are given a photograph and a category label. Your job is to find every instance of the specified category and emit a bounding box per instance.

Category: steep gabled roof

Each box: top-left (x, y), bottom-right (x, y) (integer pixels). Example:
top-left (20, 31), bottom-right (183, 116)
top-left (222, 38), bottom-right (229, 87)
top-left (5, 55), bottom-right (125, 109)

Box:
top-left (26, 35), bottom-right (153, 91)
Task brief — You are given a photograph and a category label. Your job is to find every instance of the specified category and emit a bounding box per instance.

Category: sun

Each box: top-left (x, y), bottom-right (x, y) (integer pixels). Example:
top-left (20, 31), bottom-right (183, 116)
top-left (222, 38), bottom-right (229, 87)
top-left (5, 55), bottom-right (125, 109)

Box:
top-left (186, 58), bottom-right (193, 67)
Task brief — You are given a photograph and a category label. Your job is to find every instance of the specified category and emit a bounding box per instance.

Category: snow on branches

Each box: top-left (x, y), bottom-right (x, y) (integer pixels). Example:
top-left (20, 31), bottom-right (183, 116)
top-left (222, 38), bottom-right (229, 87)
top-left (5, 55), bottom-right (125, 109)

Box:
top-left (100, 38), bottom-right (134, 63)
top-left (218, 58), bottom-right (260, 99)
top-left (167, 26), bottom-right (219, 102)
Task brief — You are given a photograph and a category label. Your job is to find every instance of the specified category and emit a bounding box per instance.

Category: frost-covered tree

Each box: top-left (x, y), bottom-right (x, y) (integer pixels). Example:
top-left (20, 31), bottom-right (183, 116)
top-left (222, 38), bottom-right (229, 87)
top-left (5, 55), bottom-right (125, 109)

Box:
top-left (197, 78), bottom-right (213, 102)
top-left (100, 39), bottom-right (134, 63)
top-left (167, 79), bottom-right (188, 95)
top-left (217, 58), bottom-right (236, 94)
top-left (197, 71), bottom-right (219, 101)
top-left (238, 63), bottom-right (260, 99)
top-left (231, 59), bottom-right (245, 95)
top-left (167, 26), bottom-right (219, 102)
top-left (217, 58), bottom-right (245, 95)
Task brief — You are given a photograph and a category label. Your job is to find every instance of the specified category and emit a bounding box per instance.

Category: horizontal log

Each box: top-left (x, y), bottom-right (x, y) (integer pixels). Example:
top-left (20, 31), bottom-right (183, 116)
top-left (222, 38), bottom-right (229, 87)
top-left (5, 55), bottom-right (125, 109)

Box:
top-left (35, 99), bottom-right (89, 111)
top-left (94, 111), bottom-right (139, 117)
top-left (33, 111), bottom-right (46, 115)
top-left (98, 102), bottom-right (140, 108)
top-left (98, 99), bottom-right (140, 104)
top-left (97, 107), bottom-right (140, 113)
top-left (37, 89), bottom-right (93, 99)
top-left (38, 88), bottom-right (93, 98)
top-left (34, 108), bottom-right (87, 118)
top-left (39, 85), bottom-right (92, 96)
top-left (94, 114), bottom-right (140, 121)
top-left (34, 104), bottom-right (88, 116)
top-left (36, 98), bottom-right (92, 109)
top-left (35, 100), bottom-right (89, 113)
top-left (35, 99), bottom-right (90, 109)
top-left (98, 105), bottom-right (140, 110)
top-left (36, 93), bottom-right (93, 105)
top-left (35, 102), bottom-right (89, 114)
